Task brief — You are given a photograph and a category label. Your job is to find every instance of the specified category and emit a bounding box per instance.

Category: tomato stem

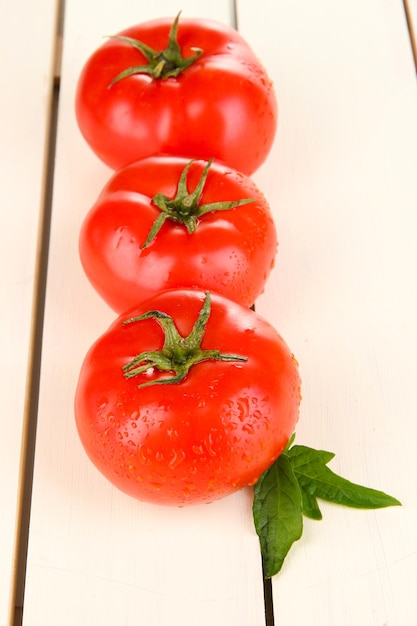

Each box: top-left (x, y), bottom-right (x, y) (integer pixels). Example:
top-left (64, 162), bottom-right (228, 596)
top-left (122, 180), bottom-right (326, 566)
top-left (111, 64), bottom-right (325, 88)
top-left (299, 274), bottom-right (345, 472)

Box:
top-left (122, 291), bottom-right (247, 387)
top-left (142, 158), bottom-right (255, 248)
top-left (108, 12), bottom-right (203, 86)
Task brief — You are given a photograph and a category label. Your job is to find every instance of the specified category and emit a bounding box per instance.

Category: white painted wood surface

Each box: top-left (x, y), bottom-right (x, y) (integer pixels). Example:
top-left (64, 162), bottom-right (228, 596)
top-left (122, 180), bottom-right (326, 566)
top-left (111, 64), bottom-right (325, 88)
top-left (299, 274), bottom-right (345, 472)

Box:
top-left (238, 0), bottom-right (417, 624)
top-left (0, 1), bottom-right (58, 624)
top-left (3, 0), bottom-right (415, 624)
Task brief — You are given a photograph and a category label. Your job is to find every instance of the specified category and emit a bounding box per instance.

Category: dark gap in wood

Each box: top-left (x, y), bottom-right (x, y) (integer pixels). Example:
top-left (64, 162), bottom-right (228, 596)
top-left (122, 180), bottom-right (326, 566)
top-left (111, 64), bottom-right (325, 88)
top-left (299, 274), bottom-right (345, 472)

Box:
top-left (12, 1), bottom-right (65, 621)
top-left (231, 0), bottom-right (239, 30)
top-left (262, 572), bottom-right (275, 626)
top-left (12, 78), bottom-right (60, 626)
top-left (403, 0), bottom-right (417, 71)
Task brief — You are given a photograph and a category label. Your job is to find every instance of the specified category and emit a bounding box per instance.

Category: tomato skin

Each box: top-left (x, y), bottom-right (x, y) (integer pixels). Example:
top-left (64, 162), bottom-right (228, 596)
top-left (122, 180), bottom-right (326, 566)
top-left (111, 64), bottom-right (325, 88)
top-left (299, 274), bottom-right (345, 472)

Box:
top-left (79, 156), bottom-right (278, 312)
top-left (74, 289), bottom-right (301, 506)
top-left (75, 17), bottom-right (277, 175)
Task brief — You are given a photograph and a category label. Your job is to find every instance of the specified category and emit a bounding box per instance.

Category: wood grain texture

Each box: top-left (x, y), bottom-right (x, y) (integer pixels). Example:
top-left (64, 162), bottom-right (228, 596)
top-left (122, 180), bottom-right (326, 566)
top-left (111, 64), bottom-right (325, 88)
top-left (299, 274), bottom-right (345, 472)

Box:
top-left (236, 0), bottom-right (417, 624)
top-left (0, 1), bottom-right (58, 623)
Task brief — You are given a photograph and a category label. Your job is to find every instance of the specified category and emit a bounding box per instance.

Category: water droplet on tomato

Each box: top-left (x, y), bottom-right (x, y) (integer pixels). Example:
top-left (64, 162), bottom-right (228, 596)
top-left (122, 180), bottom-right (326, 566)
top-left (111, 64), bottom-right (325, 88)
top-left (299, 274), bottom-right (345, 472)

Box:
top-left (169, 448), bottom-right (186, 468)
top-left (237, 397), bottom-right (250, 421)
top-left (182, 484), bottom-right (195, 498)
top-left (206, 433), bottom-right (217, 457)
top-left (242, 423), bottom-right (255, 435)
top-left (138, 444), bottom-right (148, 464)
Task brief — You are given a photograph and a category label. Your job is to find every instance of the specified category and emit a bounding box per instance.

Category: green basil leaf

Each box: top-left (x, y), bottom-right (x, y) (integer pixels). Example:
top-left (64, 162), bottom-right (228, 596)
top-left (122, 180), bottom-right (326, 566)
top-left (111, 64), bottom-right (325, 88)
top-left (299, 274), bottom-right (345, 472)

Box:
top-left (287, 444), bottom-right (335, 468)
top-left (288, 444), bottom-right (402, 509)
top-left (252, 438), bottom-right (401, 579)
top-left (253, 454), bottom-right (303, 578)
top-left (300, 487), bottom-right (323, 520)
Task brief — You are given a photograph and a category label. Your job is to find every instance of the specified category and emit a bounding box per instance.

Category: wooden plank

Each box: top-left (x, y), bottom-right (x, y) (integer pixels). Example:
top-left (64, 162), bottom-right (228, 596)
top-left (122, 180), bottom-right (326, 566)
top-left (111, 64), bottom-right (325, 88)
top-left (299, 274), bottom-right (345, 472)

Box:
top-left (21, 2), bottom-right (266, 625)
top-left (237, 0), bottom-right (417, 624)
top-left (0, 1), bottom-right (59, 623)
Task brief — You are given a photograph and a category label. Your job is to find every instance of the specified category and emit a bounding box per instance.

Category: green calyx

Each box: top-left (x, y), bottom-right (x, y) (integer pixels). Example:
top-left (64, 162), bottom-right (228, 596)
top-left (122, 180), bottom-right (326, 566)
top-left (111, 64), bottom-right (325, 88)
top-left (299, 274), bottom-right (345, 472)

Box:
top-left (108, 12), bottom-right (203, 85)
top-left (122, 291), bottom-right (247, 387)
top-left (142, 158), bottom-right (255, 249)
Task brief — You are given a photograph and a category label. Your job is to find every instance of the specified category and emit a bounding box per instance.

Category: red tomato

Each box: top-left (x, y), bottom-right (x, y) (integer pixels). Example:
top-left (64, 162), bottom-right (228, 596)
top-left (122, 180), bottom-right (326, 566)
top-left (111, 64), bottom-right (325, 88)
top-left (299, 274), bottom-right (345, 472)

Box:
top-left (79, 156), bottom-right (278, 312)
top-left (74, 289), bottom-right (301, 506)
top-left (75, 14), bottom-right (277, 175)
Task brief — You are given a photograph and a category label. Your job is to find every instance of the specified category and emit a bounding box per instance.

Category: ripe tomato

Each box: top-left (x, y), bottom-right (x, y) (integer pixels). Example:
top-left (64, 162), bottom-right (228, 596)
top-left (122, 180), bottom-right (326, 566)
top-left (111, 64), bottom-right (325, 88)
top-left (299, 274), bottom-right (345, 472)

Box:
top-left (75, 14), bottom-right (277, 175)
top-left (74, 290), bottom-right (301, 506)
top-left (79, 156), bottom-right (278, 313)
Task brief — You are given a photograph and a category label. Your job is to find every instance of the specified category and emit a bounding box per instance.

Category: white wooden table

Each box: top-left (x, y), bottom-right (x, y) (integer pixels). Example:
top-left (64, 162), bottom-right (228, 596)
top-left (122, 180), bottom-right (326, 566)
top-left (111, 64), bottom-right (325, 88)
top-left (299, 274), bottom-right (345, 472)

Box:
top-left (2, 1), bottom-right (417, 624)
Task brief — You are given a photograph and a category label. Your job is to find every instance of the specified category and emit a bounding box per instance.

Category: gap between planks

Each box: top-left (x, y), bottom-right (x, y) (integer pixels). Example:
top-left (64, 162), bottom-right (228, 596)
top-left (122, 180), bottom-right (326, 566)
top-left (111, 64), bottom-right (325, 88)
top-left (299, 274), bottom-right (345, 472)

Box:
top-left (404, 0), bottom-right (417, 68)
top-left (12, 81), bottom-right (60, 626)
top-left (11, 1), bottom-right (65, 624)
